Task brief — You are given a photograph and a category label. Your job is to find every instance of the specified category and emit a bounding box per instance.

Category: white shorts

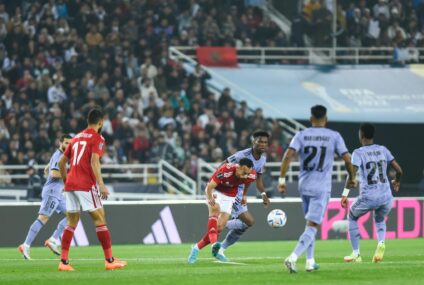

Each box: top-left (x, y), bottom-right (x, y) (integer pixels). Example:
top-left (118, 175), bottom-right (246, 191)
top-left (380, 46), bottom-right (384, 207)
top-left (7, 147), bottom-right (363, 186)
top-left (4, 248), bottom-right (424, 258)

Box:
top-left (64, 187), bottom-right (103, 212)
top-left (213, 190), bottom-right (236, 214)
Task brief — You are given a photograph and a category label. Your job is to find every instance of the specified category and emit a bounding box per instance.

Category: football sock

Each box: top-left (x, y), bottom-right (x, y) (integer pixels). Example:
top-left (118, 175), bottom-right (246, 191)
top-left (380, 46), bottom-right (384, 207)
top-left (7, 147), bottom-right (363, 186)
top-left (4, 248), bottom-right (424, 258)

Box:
top-left (306, 236), bottom-right (315, 260)
top-left (348, 218), bottom-right (360, 252)
top-left (197, 216), bottom-right (218, 249)
top-left (96, 225), bottom-right (113, 260)
top-left (293, 226), bottom-right (317, 259)
top-left (60, 225), bottom-right (75, 261)
top-left (207, 216), bottom-right (218, 245)
top-left (226, 219), bottom-right (248, 230)
top-left (375, 221), bottom-right (386, 244)
top-left (24, 219), bottom-right (45, 246)
top-left (221, 226), bottom-right (248, 250)
top-left (52, 217), bottom-right (68, 243)
top-left (197, 232), bottom-right (210, 249)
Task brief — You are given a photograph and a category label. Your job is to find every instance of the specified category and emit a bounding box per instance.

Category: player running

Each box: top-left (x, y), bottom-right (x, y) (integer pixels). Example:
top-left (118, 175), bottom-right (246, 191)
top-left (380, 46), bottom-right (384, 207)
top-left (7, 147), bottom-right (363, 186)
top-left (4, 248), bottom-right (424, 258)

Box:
top-left (212, 130), bottom-right (270, 261)
top-left (188, 158), bottom-right (256, 264)
top-left (342, 123), bottom-right (402, 263)
top-left (278, 105), bottom-right (355, 273)
top-left (18, 134), bottom-right (72, 259)
top-left (57, 108), bottom-right (127, 271)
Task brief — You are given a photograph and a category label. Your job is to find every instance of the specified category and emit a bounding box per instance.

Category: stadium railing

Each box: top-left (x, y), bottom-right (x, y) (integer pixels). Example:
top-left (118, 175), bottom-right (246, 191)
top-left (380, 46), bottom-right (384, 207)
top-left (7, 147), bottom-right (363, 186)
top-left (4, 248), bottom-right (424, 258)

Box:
top-left (0, 160), bottom-right (197, 201)
top-left (170, 46), bottom-right (424, 65)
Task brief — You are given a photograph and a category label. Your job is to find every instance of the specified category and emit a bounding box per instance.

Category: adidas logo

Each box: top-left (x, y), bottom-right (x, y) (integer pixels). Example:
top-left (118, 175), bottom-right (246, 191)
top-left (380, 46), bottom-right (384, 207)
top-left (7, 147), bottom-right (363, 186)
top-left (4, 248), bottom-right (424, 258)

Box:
top-left (143, 206), bottom-right (181, 244)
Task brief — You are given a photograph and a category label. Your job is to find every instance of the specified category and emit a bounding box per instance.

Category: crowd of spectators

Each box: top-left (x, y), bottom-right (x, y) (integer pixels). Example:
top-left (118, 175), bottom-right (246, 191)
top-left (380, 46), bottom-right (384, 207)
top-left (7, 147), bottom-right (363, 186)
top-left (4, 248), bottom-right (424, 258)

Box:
top-left (3, 0), bottom-right (421, 186)
top-left (0, 0), bottom-right (288, 184)
top-left (292, 0), bottom-right (424, 48)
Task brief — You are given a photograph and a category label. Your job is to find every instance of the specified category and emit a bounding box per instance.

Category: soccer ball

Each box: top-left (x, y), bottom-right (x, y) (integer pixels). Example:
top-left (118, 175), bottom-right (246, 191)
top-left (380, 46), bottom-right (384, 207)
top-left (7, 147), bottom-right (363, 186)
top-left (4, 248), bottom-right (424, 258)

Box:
top-left (267, 209), bottom-right (287, 228)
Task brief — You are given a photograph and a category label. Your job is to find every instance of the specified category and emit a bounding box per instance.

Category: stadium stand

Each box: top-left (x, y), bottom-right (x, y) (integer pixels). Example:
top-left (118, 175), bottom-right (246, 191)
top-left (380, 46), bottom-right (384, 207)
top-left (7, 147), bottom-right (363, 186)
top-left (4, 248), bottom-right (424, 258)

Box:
top-left (0, 0), bottom-right (422, 193)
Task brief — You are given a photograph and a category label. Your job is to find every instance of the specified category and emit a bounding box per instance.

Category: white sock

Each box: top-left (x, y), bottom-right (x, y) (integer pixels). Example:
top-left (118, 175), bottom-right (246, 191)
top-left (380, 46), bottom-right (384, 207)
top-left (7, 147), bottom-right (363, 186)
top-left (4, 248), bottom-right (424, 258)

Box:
top-left (353, 249), bottom-right (360, 256)
top-left (378, 241), bottom-right (385, 245)
top-left (218, 247), bottom-right (225, 255)
top-left (306, 258), bottom-right (315, 264)
top-left (290, 253), bottom-right (298, 262)
top-left (193, 244), bottom-right (199, 250)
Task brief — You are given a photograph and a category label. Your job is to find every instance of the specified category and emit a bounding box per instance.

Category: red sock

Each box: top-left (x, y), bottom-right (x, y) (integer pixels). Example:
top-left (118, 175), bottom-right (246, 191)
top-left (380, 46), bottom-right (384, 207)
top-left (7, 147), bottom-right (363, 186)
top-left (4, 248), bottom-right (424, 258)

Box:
top-left (60, 225), bottom-right (75, 261)
top-left (207, 216), bottom-right (218, 245)
top-left (96, 224), bottom-right (113, 260)
top-left (197, 232), bottom-right (210, 249)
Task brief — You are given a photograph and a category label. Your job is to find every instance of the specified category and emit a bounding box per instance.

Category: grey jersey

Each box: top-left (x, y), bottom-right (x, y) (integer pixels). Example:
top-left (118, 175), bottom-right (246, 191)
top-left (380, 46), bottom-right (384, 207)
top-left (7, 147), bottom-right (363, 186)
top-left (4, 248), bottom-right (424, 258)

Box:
top-left (289, 127), bottom-right (348, 195)
top-left (43, 149), bottom-right (64, 197)
top-left (227, 148), bottom-right (266, 195)
top-left (352, 144), bottom-right (394, 200)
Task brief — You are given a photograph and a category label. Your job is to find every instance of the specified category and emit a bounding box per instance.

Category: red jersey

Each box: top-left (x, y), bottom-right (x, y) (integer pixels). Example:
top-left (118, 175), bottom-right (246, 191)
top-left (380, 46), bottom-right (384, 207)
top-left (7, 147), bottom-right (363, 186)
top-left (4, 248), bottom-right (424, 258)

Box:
top-left (63, 128), bottom-right (105, 191)
top-left (210, 163), bottom-right (257, 197)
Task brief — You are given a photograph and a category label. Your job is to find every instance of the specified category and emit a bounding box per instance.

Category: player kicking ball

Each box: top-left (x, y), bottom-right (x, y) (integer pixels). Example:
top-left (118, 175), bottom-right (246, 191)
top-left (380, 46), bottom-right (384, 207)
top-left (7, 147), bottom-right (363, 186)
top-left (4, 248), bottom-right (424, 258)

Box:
top-left (188, 158), bottom-right (256, 264)
top-left (341, 123), bottom-right (402, 263)
top-left (212, 130), bottom-right (270, 261)
top-left (18, 134), bottom-right (72, 259)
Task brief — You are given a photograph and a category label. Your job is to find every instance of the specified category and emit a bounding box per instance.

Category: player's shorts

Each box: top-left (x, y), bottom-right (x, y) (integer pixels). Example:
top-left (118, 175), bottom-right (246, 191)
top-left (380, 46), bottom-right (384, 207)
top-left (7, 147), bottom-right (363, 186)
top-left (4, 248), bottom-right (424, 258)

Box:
top-left (349, 196), bottom-right (393, 221)
top-left (39, 193), bottom-right (66, 216)
top-left (301, 192), bottom-right (330, 224)
top-left (64, 187), bottom-right (103, 212)
top-left (212, 190), bottom-right (236, 214)
top-left (231, 191), bottom-right (248, 218)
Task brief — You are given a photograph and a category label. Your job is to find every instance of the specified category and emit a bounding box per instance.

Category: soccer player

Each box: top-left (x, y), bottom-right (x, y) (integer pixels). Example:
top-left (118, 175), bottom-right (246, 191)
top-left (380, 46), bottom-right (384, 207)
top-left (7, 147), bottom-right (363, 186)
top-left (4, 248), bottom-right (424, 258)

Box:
top-left (18, 134), bottom-right (72, 260)
top-left (278, 105), bottom-right (356, 273)
top-left (342, 123), bottom-right (402, 263)
top-left (57, 108), bottom-right (127, 271)
top-left (187, 158), bottom-right (256, 264)
top-left (212, 130), bottom-right (270, 261)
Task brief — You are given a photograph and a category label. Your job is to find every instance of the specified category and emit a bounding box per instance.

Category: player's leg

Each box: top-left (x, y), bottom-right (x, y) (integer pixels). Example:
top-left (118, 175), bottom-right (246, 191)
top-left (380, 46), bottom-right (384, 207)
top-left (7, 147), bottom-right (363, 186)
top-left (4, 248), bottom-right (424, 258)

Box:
top-left (344, 197), bottom-right (369, 263)
top-left (212, 211), bottom-right (231, 262)
top-left (285, 193), bottom-right (329, 273)
top-left (188, 198), bottom-right (220, 264)
top-left (18, 214), bottom-right (48, 260)
top-left (209, 192), bottom-right (233, 262)
top-left (221, 203), bottom-right (252, 251)
top-left (46, 197), bottom-right (68, 255)
top-left (19, 194), bottom-right (57, 259)
top-left (59, 192), bottom-right (80, 271)
top-left (81, 187), bottom-right (127, 270)
top-left (372, 199), bottom-right (392, 263)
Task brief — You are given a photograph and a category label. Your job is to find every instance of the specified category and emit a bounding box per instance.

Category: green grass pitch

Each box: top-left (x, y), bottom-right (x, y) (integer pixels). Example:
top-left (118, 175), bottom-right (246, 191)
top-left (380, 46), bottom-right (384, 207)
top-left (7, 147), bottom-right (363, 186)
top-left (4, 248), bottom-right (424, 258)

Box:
top-left (0, 239), bottom-right (423, 285)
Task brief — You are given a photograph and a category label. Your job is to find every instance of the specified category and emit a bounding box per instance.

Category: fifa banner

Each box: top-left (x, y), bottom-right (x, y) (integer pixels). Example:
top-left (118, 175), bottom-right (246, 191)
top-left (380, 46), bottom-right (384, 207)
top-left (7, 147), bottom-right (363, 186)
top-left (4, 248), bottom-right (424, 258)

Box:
top-left (0, 198), bottom-right (423, 247)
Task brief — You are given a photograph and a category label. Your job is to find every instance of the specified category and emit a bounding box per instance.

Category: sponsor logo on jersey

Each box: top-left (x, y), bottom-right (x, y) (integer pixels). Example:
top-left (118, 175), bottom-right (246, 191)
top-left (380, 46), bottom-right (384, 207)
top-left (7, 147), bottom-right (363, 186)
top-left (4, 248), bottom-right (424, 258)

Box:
top-left (223, 172), bottom-right (233, 178)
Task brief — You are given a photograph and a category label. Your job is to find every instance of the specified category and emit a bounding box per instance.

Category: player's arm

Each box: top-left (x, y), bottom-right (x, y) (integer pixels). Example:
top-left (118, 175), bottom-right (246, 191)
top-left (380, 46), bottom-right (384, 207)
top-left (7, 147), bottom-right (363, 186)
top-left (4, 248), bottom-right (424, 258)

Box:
top-left (91, 153), bottom-right (109, 199)
top-left (278, 148), bottom-right (296, 193)
top-left (205, 180), bottom-right (218, 206)
top-left (58, 155), bottom-right (69, 182)
top-left (341, 165), bottom-right (358, 208)
top-left (341, 152), bottom-right (356, 188)
top-left (240, 182), bottom-right (251, 205)
top-left (44, 163), bottom-right (50, 177)
top-left (50, 169), bottom-right (62, 179)
top-left (390, 160), bottom-right (403, 192)
top-left (255, 174), bottom-right (270, 206)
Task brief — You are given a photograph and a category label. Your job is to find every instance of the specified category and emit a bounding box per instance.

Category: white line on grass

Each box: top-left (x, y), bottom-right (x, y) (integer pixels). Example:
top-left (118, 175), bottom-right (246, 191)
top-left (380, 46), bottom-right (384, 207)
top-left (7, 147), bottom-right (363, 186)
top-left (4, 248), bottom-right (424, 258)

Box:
top-left (213, 261), bottom-right (248, 265)
top-left (2, 257), bottom-right (424, 265)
